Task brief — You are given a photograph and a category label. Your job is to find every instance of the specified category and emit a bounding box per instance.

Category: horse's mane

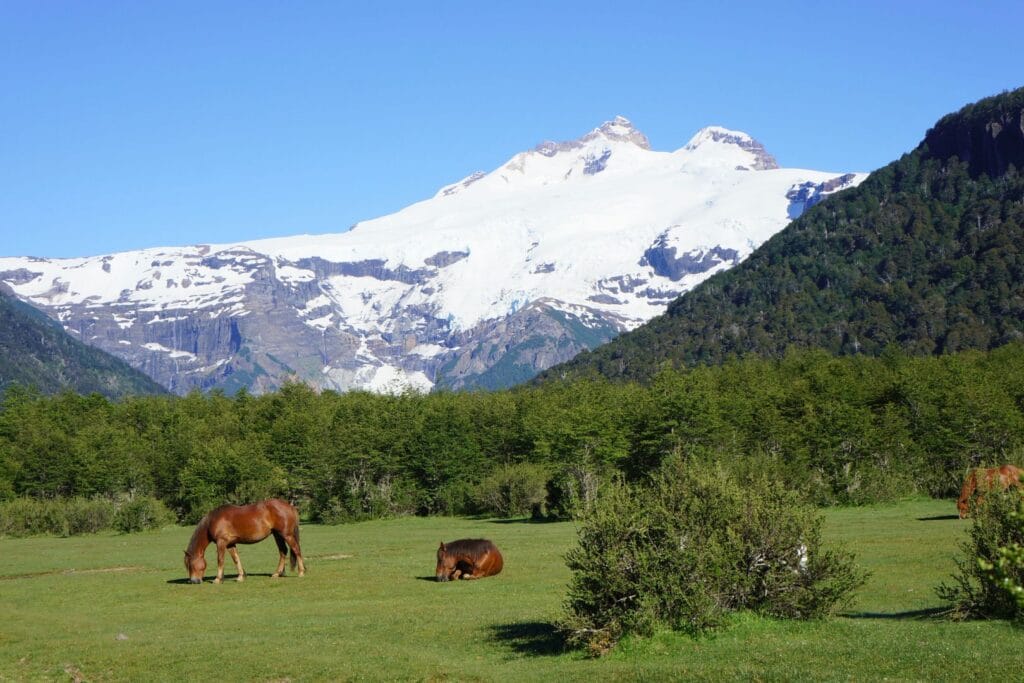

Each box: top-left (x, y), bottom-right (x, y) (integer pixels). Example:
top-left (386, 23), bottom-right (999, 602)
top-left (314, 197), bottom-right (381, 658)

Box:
top-left (442, 538), bottom-right (495, 560)
top-left (185, 513), bottom-right (212, 555)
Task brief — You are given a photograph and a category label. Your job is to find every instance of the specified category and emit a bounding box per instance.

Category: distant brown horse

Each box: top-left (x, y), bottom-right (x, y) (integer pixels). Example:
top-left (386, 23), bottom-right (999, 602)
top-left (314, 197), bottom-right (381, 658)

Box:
top-left (957, 465), bottom-right (1024, 518)
top-left (435, 539), bottom-right (503, 581)
top-left (184, 499), bottom-right (306, 584)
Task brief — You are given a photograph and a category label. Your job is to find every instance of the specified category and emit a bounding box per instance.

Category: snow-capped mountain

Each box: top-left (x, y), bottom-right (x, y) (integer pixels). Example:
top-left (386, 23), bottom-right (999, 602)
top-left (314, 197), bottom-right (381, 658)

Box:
top-left (0, 117), bottom-right (864, 394)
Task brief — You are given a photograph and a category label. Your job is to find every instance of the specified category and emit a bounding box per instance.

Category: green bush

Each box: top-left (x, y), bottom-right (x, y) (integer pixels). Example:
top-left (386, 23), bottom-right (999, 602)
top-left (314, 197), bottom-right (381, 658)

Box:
top-left (559, 459), bottom-right (868, 655)
top-left (979, 495), bottom-right (1024, 616)
top-left (113, 496), bottom-right (177, 533)
top-left (311, 474), bottom-right (419, 523)
top-left (432, 479), bottom-right (475, 516)
top-left (937, 487), bottom-right (1024, 620)
top-left (0, 497), bottom-right (116, 537)
top-left (548, 464), bottom-right (602, 519)
top-left (473, 463), bottom-right (550, 518)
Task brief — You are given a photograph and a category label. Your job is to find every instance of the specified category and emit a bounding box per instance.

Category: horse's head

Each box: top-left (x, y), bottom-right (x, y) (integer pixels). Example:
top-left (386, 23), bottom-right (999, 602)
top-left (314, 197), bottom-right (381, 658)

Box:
top-left (436, 541), bottom-right (456, 582)
top-left (184, 550), bottom-right (206, 584)
top-left (956, 498), bottom-right (970, 519)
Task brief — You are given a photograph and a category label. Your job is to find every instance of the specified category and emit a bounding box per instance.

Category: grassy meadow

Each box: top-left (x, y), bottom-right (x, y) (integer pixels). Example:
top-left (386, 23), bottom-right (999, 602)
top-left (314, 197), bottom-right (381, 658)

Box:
top-left (1, 499), bottom-right (1021, 681)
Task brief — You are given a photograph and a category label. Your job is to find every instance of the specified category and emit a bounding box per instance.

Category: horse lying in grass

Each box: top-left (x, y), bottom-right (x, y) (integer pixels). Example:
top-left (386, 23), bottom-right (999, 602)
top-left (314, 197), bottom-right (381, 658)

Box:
top-left (435, 538), bottom-right (503, 582)
top-left (957, 464), bottom-right (1024, 518)
top-left (184, 499), bottom-right (306, 584)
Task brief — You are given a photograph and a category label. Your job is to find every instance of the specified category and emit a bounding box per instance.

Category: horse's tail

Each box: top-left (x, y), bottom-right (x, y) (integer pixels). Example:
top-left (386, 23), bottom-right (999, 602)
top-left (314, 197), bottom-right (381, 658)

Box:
top-left (290, 522), bottom-right (300, 571)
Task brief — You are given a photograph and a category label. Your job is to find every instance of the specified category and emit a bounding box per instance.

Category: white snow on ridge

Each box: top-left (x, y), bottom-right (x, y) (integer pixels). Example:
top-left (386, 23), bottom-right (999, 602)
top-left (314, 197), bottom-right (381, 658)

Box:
top-left (0, 116), bottom-right (866, 393)
top-left (141, 342), bottom-right (197, 361)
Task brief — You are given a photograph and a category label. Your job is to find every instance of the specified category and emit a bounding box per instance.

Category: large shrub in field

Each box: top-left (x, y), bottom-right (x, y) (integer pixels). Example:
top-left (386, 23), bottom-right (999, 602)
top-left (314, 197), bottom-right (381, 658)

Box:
top-left (937, 486), bottom-right (1024, 620)
top-left (559, 460), bottom-right (868, 655)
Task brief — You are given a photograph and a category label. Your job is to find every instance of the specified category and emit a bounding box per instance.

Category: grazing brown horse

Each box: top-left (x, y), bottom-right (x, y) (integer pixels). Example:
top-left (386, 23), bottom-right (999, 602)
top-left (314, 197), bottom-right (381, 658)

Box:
top-left (435, 538), bottom-right (503, 582)
top-left (957, 465), bottom-right (1024, 518)
top-left (184, 499), bottom-right (306, 584)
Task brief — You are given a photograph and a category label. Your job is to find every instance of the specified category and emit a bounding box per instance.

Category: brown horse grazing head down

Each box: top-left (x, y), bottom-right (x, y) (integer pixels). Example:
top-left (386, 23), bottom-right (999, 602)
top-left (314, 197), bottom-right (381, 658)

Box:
top-left (957, 464), bottom-right (1024, 519)
top-left (436, 538), bottom-right (503, 582)
top-left (184, 498), bottom-right (305, 584)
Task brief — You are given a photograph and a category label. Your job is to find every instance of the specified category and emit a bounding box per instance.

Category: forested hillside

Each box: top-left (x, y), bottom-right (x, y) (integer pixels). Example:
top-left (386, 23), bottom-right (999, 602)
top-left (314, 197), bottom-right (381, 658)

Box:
top-left (539, 87), bottom-right (1024, 384)
top-left (0, 291), bottom-right (166, 398)
top-left (4, 345), bottom-right (1024, 519)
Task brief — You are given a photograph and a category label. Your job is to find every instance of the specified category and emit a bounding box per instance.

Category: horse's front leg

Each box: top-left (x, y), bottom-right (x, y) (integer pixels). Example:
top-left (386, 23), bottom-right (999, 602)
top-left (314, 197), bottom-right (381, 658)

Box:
top-left (214, 541), bottom-right (227, 584)
top-left (272, 533), bottom-right (288, 578)
top-left (228, 546), bottom-right (245, 582)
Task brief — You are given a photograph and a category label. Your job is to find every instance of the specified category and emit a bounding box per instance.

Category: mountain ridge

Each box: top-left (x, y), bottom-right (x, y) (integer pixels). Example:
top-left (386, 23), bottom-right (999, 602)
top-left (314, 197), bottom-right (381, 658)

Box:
top-left (0, 118), bottom-right (863, 394)
top-left (0, 289), bottom-right (168, 398)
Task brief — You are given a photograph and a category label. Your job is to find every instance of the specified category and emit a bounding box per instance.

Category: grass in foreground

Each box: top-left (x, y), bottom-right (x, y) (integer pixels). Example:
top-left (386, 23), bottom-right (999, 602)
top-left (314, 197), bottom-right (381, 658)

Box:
top-left (0, 499), bottom-right (1020, 681)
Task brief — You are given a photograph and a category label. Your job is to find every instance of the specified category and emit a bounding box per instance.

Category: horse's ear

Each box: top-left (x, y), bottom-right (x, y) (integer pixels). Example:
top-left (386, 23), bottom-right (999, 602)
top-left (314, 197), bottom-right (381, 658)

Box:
top-left (439, 541), bottom-right (445, 551)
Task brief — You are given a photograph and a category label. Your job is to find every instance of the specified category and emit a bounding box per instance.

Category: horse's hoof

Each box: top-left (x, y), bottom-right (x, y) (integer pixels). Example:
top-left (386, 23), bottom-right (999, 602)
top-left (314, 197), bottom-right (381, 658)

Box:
top-left (213, 578), bottom-right (222, 585)
top-left (271, 573), bottom-right (280, 579)
top-left (236, 576), bottom-right (245, 582)
top-left (298, 572), bottom-right (305, 578)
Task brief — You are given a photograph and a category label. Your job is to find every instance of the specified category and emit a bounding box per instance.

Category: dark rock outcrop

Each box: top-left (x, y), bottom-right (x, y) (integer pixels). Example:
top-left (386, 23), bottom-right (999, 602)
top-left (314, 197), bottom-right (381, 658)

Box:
top-left (640, 235), bottom-right (740, 282)
top-left (921, 90), bottom-right (1024, 179)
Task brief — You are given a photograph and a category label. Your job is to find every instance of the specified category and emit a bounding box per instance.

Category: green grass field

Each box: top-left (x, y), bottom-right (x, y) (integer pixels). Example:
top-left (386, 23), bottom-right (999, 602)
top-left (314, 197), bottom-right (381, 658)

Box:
top-left (1, 499), bottom-right (1021, 681)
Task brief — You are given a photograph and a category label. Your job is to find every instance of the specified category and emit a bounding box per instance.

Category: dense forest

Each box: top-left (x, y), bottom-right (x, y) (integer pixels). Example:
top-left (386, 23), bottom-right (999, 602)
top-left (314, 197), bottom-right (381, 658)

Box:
top-left (540, 87), bottom-right (1024, 384)
top-left (3, 344), bottom-right (1024, 523)
top-left (0, 291), bottom-right (166, 398)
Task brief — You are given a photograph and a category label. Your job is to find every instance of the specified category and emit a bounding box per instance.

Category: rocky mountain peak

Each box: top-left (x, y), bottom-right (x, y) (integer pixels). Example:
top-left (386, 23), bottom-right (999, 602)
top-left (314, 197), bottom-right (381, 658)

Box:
top-left (534, 115), bottom-right (651, 157)
top-left (584, 116), bottom-right (652, 149)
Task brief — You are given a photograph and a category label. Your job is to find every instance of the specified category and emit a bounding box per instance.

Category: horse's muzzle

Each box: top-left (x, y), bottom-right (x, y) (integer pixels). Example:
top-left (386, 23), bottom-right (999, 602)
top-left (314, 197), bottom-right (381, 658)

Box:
top-left (188, 577), bottom-right (202, 584)
top-left (436, 574), bottom-right (449, 582)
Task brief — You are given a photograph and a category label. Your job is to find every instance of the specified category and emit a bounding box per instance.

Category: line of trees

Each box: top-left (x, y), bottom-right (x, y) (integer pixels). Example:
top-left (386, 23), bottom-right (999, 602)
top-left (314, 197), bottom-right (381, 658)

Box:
top-left (2, 343), bottom-right (1024, 524)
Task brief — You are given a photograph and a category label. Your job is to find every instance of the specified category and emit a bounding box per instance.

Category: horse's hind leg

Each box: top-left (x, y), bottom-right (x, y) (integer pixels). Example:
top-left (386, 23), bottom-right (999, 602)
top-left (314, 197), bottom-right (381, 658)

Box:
top-left (228, 546), bottom-right (245, 582)
top-left (284, 533), bottom-right (306, 577)
top-left (271, 532), bottom-right (288, 578)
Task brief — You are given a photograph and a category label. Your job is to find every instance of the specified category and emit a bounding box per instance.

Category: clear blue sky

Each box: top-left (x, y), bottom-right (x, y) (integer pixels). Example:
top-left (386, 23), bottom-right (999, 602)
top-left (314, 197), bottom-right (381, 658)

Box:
top-left (2, 1), bottom-right (1022, 258)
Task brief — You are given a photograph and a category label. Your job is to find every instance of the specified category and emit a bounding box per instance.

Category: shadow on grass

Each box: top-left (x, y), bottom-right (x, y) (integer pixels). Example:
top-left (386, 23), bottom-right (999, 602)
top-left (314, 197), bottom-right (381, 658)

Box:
top-left (841, 607), bottom-right (947, 620)
top-left (917, 514), bottom-right (961, 521)
top-left (165, 572), bottom-right (280, 585)
top-left (415, 576), bottom-right (439, 582)
top-left (488, 517), bottom-right (565, 525)
top-left (488, 621), bottom-right (565, 657)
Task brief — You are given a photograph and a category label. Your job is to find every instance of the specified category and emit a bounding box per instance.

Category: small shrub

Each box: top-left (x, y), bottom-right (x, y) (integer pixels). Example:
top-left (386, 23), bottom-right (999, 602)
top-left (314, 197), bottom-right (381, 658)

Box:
top-left (549, 465), bottom-right (602, 518)
top-left (311, 474), bottom-right (419, 523)
top-left (432, 479), bottom-right (476, 516)
top-left (473, 463), bottom-right (550, 518)
top-left (62, 497), bottom-right (117, 535)
top-left (559, 459), bottom-right (868, 655)
top-left (0, 497), bottom-right (116, 537)
top-left (311, 496), bottom-right (350, 525)
top-left (352, 473), bottom-right (418, 519)
top-left (113, 496), bottom-right (177, 533)
top-left (936, 486), bottom-right (1024, 620)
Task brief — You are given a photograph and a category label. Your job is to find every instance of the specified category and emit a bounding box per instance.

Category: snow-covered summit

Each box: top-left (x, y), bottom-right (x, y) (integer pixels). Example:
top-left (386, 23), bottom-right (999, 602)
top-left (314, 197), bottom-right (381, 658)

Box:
top-left (0, 117), bottom-right (865, 395)
top-left (437, 118), bottom-right (774, 198)
top-left (681, 125), bottom-right (779, 171)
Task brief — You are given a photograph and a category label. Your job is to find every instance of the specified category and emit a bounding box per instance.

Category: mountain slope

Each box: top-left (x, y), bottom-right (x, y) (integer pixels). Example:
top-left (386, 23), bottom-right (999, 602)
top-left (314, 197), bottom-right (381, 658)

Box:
top-left (0, 290), bottom-right (167, 397)
top-left (538, 87), bottom-right (1024, 384)
top-left (0, 118), bottom-right (862, 394)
